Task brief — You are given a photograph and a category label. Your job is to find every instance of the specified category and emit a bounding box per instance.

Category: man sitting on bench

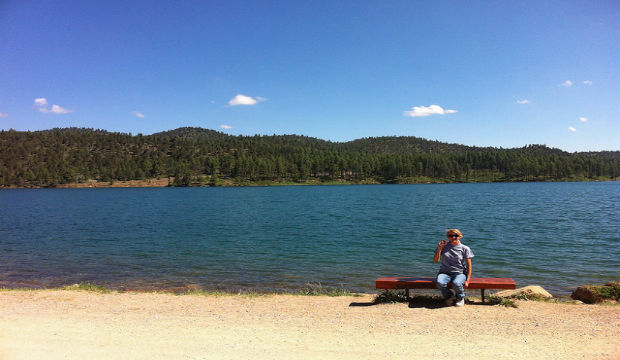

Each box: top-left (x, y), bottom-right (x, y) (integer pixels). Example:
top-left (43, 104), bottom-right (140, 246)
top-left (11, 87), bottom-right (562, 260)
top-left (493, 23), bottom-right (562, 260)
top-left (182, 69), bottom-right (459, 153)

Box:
top-left (433, 228), bottom-right (474, 307)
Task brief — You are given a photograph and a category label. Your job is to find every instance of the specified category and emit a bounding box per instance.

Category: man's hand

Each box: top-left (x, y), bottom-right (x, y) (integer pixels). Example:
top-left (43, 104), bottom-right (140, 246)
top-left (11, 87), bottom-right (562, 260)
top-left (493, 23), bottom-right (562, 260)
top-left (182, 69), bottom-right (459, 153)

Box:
top-left (464, 280), bottom-right (469, 288)
top-left (434, 239), bottom-right (447, 263)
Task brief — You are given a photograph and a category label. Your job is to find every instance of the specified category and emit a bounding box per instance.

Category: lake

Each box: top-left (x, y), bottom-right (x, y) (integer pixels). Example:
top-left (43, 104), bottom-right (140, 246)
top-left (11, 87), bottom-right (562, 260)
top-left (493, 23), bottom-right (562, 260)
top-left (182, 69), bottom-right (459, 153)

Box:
top-left (1, 182), bottom-right (618, 295)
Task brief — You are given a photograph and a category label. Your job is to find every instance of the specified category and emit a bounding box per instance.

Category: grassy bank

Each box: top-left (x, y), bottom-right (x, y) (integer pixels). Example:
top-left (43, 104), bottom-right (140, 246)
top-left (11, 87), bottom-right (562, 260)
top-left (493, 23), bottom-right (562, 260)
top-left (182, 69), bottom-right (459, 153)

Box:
top-left (1, 282), bottom-right (362, 298)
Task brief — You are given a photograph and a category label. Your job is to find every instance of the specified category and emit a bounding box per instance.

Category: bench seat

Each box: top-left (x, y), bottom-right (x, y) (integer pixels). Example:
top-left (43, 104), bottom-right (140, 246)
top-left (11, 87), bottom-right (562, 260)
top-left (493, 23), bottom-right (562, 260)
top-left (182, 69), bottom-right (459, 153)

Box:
top-left (376, 276), bottom-right (516, 302)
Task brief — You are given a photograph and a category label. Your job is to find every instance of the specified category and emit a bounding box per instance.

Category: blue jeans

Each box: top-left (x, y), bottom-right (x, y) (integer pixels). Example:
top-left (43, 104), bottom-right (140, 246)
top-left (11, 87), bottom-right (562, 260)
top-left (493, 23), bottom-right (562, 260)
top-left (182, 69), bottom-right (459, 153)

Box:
top-left (436, 273), bottom-right (467, 300)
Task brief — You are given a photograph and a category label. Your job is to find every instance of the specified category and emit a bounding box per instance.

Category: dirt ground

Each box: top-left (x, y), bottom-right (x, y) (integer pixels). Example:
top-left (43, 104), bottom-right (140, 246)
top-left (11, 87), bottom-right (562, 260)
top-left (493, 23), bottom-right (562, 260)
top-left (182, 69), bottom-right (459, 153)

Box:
top-left (0, 290), bottom-right (618, 360)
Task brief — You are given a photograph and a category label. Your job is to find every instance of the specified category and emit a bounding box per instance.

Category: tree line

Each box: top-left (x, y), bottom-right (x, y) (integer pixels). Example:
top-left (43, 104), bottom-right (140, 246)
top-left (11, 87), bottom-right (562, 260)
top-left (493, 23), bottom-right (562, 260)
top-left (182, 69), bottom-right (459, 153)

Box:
top-left (1, 127), bottom-right (618, 187)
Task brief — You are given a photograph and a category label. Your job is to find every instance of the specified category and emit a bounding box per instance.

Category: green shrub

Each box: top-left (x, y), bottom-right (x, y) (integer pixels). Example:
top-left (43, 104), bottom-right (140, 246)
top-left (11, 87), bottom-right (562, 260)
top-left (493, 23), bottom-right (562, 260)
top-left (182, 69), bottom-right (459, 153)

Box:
top-left (62, 282), bottom-right (113, 293)
top-left (373, 290), bottom-right (409, 304)
top-left (507, 292), bottom-right (549, 302)
top-left (177, 288), bottom-right (265, 297)
top-left (596, 282), bottom-right (620, 301)
top-left (296, 283), bottom-right (355, 297)
top-left (487, 295), bottom-right (519, 308)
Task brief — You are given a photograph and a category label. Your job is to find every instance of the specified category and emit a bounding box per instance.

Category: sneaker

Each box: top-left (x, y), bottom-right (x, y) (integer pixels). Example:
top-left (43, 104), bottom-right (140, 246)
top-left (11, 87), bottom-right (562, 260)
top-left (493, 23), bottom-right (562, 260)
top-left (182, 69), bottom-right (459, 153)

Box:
top-left (445, 296), bottom-right (456, 306)
top-left (455, 298), bottom-right (465, 307)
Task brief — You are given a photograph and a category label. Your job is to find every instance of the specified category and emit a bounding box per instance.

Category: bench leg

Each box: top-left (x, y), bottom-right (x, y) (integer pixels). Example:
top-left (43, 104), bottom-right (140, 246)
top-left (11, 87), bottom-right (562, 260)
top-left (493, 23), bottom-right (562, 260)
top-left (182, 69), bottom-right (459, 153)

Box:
top-left (481, 289), bottom-right (486, 303)
top-left (405, 289), bottom-right (410, 301)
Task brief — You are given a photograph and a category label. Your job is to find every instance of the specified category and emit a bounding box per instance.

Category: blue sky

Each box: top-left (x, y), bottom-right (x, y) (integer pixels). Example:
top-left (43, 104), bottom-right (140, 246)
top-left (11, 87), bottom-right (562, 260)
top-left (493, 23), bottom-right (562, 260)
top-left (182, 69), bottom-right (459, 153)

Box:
top-left (1, 1), bottom-right (618, 152)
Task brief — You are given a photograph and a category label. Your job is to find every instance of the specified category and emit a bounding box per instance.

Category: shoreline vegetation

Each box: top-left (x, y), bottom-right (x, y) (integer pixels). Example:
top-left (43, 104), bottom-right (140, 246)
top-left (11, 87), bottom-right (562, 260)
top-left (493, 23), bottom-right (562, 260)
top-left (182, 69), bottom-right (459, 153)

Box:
top-left (3, 281), bottom-right (618, 305)
top-left (2, 175), bottom-right (620, 189)
top-left (2, 127), bottom-right (619, 188)
top-left (1, 283), bottom-right (360, 298)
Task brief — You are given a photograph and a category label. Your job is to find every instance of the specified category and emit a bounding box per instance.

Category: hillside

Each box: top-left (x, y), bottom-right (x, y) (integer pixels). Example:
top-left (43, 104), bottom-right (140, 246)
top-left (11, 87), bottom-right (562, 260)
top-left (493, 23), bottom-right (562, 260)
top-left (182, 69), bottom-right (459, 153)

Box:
top-left (1, 127), bottom-right (618, 187)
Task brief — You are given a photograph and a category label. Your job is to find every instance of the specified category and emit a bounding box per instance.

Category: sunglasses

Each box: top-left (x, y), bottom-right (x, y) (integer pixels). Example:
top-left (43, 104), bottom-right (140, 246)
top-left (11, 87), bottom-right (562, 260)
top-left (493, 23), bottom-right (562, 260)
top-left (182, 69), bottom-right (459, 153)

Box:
top-left (447, 234), bottom-right (460, 238)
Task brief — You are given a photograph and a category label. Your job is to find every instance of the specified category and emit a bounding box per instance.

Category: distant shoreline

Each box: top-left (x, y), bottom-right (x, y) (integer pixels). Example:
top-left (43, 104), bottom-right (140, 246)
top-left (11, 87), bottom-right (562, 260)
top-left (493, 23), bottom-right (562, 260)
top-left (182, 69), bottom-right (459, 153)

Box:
top-left (2, 177), bottom-right (618, 189)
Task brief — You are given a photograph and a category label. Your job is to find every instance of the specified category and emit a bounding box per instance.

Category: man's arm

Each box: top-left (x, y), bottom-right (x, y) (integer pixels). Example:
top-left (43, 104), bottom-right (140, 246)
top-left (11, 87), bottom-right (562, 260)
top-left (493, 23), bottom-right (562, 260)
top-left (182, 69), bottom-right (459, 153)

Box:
top-left (433, 240), bottom-right (446, 262)
top-left (464, 257), bottom-right (472, 287)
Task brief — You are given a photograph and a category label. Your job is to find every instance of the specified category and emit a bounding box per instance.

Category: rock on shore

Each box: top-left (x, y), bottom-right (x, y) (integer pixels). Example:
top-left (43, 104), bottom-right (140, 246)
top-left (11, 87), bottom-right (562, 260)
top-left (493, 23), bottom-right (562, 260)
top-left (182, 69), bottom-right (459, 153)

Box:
top-left (494, 285), bottom-right (553, 299)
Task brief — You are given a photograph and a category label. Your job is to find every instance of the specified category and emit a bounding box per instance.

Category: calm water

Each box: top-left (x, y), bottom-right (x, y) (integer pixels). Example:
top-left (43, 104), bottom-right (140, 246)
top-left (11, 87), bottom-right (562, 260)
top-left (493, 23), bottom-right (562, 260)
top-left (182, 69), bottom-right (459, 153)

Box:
top-left (1, 182), bottom-right (618, 294)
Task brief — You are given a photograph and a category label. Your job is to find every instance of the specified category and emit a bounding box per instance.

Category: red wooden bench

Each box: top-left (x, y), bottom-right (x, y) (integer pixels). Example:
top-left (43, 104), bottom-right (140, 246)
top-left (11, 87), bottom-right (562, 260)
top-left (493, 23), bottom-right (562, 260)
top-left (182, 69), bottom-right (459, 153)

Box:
top-left (376, 276), bottom-right (516, 302)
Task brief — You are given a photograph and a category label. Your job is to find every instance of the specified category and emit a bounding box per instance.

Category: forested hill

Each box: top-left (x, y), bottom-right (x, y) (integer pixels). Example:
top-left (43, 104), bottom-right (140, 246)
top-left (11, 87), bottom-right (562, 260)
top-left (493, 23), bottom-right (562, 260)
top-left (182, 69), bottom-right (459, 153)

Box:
top-left (1, 127), bottom-right (619, 187)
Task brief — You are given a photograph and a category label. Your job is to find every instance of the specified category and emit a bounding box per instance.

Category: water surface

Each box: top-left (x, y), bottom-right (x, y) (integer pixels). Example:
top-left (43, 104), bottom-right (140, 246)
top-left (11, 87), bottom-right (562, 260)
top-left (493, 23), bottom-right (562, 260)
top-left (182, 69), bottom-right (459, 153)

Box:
top-left (1, 182), bottom-right (618, 294)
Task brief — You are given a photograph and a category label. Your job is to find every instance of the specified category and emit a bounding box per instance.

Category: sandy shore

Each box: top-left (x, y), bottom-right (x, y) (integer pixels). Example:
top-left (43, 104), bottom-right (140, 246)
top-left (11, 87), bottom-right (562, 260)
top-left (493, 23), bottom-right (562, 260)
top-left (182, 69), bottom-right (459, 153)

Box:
top-left (1, 290), bottom-right (618, 360)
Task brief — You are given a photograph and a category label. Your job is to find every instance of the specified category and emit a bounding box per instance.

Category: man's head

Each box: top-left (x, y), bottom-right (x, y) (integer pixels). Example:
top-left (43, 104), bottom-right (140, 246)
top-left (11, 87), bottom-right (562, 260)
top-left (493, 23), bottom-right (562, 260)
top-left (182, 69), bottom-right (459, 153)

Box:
top-left (446, 229), bottom-right (463, 242)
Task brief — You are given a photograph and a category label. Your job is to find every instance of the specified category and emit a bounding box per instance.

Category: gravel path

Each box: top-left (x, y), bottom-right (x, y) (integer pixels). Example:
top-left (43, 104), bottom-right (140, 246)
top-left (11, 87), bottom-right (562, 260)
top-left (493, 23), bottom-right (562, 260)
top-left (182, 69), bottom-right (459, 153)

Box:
top-left (1, 290), bottom-right (618, 359)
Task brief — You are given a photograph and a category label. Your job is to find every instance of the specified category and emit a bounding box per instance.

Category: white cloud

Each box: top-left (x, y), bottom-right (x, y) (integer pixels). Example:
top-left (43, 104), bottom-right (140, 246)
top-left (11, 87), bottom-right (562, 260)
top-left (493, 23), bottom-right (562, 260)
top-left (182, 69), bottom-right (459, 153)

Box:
top-left (560, 80), bottom-right (573, 87)
top-left (583, 80), bottom-right (592, 85)
top-left (132, 111), bottom-right (146, 118)
top-left (220, 124), bottom-right (233, 129)
top-left (228, 94), bottom-right (266, 106)
top-left (49, 104), bottom-right (74, 114)
top-left (34, 98), bottom-right (74, 114)
top-left (568, 126), bottom-right (577, 132)
top-left (0, 112), bottom-right (7, 118)
top-left (34, 98), bottom-right (48, 107)
top-left (579, 117), bottom-right (588, 122)
top-left (403, 104), bottom-right (457, 118)
top-left (516, 99), bottom-right (530, 104)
